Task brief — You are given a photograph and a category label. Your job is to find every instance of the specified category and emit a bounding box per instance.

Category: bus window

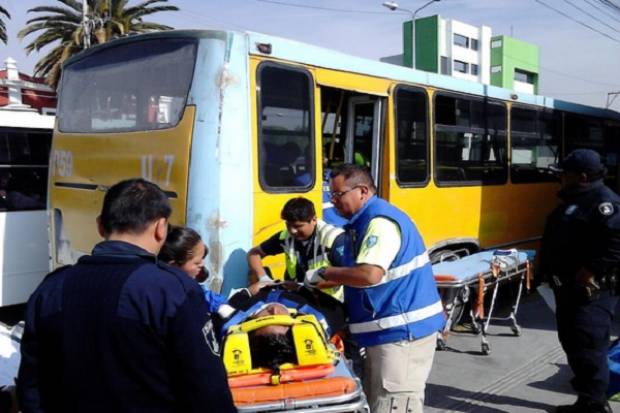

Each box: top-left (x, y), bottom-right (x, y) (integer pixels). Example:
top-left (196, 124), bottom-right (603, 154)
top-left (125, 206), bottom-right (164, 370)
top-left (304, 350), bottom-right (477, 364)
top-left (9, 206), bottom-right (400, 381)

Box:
top-left (59, 38), bottom-right (197, 133)
top-left (434, 93), bottom-right (507, 185)
top-left (565, 113), bottom-right (604, 155)
top-left (511, 107), bottom-right (560, 183)
top-left (395, 86), bottom-right (428, 186)
top-left (0, 128), bottom-right (51, 211)
top-left (258, 64), bottom-right (314, 191)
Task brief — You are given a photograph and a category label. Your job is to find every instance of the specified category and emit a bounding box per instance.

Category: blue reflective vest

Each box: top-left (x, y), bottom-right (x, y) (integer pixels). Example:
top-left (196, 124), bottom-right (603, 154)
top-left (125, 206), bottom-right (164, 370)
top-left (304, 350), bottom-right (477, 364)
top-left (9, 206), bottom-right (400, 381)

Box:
top-left (343, 196), bottom-right (445, 347)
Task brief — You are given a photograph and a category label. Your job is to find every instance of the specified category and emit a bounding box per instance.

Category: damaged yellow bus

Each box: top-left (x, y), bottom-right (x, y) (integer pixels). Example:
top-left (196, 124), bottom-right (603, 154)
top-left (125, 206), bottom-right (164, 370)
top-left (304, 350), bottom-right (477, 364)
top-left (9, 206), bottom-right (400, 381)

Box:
top-left (49, 30), bottom-right (620, 293)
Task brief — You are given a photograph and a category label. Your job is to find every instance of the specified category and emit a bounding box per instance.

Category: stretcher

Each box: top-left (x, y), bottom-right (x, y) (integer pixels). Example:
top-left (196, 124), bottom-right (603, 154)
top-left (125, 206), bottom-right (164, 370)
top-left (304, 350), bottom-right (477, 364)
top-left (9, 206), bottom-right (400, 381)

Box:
top-left (432, 249), bottom-right (533, 355)
top-left (222, 312), bottom-right (369, 412)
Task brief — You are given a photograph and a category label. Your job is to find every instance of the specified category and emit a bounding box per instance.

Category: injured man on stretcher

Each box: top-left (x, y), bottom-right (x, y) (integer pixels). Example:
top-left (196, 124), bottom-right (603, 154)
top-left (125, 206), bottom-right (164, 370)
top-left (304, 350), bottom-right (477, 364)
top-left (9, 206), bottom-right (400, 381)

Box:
top-left (213, 283), bottom-right (369, 412)
top-left (214, 283), bottom-right (346, 367)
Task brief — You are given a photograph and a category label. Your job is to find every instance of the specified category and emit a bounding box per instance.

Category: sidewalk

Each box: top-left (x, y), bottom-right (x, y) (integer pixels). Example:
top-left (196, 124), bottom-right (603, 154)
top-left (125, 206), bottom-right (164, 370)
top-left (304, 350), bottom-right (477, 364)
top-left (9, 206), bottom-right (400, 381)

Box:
top-left (425, 292), bottom-right (620, 413)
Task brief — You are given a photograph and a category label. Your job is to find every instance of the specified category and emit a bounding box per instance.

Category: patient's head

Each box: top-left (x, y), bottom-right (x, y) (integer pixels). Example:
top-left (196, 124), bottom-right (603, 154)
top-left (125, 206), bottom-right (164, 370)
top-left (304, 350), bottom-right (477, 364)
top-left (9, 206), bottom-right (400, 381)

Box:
top-left (251, 303), bottom-right (290, 336)
top-left (247, 303), bottom-right (298, 369)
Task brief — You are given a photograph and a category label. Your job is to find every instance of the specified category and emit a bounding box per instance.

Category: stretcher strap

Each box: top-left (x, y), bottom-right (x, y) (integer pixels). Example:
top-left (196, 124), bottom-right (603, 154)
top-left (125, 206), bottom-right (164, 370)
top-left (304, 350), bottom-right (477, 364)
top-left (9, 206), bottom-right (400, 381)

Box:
top-left (475, 273), bottom-right (485, 319)
top-left (232, 376), bottom-right (357, 406)
top-left (526, 260), bottom-right (531, 291)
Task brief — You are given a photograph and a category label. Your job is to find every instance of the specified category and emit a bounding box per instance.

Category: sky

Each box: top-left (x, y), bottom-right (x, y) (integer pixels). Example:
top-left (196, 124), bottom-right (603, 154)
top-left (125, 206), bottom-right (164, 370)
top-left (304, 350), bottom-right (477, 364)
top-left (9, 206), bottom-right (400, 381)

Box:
top-left (2, 0), bottom-right (620, 110)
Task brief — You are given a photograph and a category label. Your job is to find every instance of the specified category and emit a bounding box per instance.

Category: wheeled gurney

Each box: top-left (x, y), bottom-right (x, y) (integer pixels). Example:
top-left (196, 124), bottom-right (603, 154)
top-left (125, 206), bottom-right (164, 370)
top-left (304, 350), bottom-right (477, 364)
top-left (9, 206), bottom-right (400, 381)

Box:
top-left (221, 312), bottom-right (369, 412)
top-left (432, 249), bottom-right (533, 355)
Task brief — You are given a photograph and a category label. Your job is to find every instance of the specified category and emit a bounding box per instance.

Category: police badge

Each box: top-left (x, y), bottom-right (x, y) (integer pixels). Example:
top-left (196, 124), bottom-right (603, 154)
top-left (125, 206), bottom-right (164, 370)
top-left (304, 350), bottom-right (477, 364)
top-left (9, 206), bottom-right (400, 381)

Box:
top-left (599, 202), bottom-right (614, 216)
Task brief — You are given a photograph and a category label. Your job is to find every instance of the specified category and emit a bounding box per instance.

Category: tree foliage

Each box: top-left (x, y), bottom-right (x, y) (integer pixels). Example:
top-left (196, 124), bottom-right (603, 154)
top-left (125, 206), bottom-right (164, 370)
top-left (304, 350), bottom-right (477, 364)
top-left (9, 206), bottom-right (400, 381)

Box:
top-left (0, 5), bottom-right (10, 44)
top-left (19, 0), bottom-right (178, 87)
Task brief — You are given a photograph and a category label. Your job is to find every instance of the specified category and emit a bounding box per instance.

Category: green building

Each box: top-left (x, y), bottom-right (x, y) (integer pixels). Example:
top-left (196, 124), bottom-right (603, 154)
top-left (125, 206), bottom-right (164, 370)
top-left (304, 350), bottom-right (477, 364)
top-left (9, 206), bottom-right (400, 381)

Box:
top-left (490, 35), bottom-right (540, 94)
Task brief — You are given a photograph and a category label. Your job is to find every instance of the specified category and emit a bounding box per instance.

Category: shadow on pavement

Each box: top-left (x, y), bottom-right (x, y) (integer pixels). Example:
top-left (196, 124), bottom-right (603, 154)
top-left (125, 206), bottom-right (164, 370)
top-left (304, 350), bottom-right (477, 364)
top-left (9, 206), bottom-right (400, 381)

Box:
top-left (426, 383), bottom-right (556, 412)
top-left (527, 362), bottom-right (574, 394)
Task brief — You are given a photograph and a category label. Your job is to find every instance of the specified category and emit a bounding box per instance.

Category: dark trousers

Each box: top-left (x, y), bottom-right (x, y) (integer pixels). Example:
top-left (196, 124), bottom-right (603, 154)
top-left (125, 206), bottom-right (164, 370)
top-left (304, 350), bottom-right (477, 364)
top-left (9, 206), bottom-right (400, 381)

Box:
top-left (555, 289), bottom-right (618, 403)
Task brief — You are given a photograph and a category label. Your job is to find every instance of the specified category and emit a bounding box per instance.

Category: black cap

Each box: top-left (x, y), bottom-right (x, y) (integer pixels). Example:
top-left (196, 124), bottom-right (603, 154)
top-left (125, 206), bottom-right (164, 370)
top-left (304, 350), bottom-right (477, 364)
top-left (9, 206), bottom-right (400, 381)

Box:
top-left (552, 149), bottom-right (605, 174)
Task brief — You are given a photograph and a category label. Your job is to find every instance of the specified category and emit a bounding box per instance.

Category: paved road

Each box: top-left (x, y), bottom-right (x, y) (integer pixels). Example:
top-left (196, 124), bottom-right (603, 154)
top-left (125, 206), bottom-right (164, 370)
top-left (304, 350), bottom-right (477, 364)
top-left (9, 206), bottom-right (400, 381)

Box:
top-left (425, 291), bottom-right (620, 412)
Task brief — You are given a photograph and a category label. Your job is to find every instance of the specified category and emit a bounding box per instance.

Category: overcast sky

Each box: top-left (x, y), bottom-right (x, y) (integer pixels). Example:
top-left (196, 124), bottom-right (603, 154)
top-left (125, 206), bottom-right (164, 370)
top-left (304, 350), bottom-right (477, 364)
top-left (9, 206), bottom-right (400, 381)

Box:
top-left (2, 0), bottom-right (620, 110)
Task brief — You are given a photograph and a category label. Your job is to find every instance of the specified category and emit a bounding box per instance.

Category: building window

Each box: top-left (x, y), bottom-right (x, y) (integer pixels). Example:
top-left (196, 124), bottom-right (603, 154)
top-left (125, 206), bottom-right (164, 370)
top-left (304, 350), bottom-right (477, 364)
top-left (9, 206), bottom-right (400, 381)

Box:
top-left (514, 69), bottom-right (535, 84)
top-left (395, 87), bottom-right (428, 185)
top-left (440, 56), bottom-right (450, 75)
top-left (491, 65), bottom-right (502, 73)
top-left (471, 64), bottom-right (479, 76)
top-left (511, 107), bottom-right (560, 184)
top-left (491, 40), bottom-right (502, 48)
top-left (258, 64), bottom-right (315, 191)
top-left (471, 38), bottom-right (479, 51)
top-left (453, 34), bottom-right (469, 48)
top-left (453, 60), bottom-right (469, 74)
top-left (434, 94), bottom-right (508, 185)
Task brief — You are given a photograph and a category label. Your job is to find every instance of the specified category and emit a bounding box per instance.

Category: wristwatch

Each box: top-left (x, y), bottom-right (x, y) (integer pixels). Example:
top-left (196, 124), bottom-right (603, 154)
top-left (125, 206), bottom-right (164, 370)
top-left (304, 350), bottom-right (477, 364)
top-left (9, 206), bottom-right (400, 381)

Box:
top-left (317, 267), bottom-right (327, 281)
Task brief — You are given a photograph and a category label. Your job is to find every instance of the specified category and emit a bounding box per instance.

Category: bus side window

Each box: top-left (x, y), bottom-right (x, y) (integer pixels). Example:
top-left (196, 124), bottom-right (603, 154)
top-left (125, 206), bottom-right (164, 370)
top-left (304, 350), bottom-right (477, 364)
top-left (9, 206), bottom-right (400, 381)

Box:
top-left (511, 107), bottom-right (560, 184)
top-left (434, 93), bottom-right (507, 186)
top-left (257, 64), bottom-right (315, 191)
top-left (395, 86), bottom-right (428, 186)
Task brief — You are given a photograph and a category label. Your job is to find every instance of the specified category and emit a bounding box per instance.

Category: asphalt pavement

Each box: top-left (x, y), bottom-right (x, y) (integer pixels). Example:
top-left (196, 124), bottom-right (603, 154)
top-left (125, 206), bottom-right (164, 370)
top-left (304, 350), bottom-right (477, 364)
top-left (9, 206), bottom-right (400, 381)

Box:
top-left (425, 290), bottom-right (620, 413)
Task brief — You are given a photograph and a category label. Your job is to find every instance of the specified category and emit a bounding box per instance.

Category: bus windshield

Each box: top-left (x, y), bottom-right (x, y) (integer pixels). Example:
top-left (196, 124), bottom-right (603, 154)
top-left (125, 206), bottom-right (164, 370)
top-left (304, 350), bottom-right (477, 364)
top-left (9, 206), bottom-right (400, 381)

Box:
top-left (58, 38), bottom-right (197, 133)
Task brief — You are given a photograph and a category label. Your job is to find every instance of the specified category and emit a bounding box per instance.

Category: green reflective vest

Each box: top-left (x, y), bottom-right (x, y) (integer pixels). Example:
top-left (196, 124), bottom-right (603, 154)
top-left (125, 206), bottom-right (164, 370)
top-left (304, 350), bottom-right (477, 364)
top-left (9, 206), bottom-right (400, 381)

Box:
top-left (279, 220), bottom-right (344, 302)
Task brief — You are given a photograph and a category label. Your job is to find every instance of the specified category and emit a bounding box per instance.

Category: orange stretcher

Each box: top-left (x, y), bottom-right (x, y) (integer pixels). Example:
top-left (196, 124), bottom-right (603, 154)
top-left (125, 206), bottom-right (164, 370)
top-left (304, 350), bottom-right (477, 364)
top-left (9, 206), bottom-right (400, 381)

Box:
top-left (221, 312), bottom-right (369, 412)
top-left (432, 249), bottom-right (534, 355)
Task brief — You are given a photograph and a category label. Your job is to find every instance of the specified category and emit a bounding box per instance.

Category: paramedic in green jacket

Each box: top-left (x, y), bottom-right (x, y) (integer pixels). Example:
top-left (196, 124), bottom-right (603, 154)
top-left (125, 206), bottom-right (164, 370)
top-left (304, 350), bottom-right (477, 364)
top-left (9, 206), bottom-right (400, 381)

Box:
top-left (247, 197), bottom-right (345, 301)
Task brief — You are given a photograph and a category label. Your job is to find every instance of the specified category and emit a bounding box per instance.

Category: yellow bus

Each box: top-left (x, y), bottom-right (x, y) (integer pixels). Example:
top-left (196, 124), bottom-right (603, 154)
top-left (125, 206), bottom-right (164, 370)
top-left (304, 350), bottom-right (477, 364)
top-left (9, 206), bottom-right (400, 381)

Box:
top-left (49, 30), bottom-right (620, 293)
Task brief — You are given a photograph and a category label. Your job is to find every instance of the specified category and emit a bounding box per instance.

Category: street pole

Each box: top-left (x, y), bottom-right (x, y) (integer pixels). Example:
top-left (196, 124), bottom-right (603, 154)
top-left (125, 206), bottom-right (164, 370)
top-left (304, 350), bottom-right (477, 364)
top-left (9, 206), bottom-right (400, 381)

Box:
top-left (382, 0), bottom-right (440, 70)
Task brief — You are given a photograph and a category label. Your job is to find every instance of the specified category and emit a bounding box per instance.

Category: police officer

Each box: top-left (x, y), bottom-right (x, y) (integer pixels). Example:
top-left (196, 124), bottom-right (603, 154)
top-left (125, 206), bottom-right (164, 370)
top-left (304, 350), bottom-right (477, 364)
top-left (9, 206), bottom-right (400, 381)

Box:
top-left (305, 164), bottom-right (445, 413)
top-left (17, 178), bottom-right (237, 413)
top-left (247, 197), bottom-right (345, 301)
top-left (541, 149), bottom-right (620, 413)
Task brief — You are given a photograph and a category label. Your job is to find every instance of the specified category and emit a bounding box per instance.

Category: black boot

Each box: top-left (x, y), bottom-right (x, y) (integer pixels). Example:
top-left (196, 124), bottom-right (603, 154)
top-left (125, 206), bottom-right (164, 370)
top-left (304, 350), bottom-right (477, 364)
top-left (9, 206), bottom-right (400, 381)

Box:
top-left (556, 397), bottom-right (612, 413)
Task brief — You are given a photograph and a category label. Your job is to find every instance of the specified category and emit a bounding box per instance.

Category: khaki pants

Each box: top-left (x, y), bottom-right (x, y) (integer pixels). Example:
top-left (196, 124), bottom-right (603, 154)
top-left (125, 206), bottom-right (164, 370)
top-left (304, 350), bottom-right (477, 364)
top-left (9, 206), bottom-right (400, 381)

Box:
top-left (363, 333), bottom-right (437, 413)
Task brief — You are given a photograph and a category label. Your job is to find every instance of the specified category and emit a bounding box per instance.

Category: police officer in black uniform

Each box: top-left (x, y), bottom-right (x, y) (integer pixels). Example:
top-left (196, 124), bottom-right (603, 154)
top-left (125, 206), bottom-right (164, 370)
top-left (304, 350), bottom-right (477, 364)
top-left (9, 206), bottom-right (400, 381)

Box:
top-left (17, 178), bottom-right (237, 413)
top-left (541, 149), bottom-right (620, 413)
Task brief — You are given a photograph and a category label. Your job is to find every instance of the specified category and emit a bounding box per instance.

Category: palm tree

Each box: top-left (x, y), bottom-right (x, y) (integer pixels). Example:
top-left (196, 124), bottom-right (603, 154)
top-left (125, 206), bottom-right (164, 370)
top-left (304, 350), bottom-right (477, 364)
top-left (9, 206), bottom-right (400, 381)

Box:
top-left (18, 0), bottom-right (178, 87)
top-left (0, 5), bottom-right (10, 44)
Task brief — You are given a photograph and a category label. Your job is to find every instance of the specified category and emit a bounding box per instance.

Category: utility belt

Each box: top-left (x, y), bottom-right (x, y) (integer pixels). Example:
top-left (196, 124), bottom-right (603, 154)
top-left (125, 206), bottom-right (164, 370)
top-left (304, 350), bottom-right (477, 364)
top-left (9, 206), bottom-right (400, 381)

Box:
top-left (550, 270), bottom-right (620, 302)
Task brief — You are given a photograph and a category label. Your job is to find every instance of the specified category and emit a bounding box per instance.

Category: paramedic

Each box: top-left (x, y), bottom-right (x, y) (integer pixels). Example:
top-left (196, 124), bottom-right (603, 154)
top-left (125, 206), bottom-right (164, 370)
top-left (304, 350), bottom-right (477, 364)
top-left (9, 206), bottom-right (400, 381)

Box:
top-left (247, 197), bottom-right (345, 301)
top-left (305, 164), bottom-right (445, 413)
top-left (541, 149), bottom-right (620, 413)
top-left (17, 178), bottom-right (236, 413)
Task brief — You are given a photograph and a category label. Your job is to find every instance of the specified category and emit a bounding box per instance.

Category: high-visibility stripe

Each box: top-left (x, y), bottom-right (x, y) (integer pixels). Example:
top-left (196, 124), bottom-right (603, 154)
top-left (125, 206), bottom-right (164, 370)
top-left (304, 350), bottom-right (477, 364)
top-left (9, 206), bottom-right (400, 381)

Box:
top-left (349, 300), bottom-right (444, 334)
top-left (379, 251), bottom-right (430, 285)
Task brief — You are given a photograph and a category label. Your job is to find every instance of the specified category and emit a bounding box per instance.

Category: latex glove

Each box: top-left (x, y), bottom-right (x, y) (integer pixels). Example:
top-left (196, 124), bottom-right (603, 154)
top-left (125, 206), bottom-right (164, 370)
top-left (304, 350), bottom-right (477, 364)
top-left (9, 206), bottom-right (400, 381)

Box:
top-left (304, 268), bottom-right (326, 289)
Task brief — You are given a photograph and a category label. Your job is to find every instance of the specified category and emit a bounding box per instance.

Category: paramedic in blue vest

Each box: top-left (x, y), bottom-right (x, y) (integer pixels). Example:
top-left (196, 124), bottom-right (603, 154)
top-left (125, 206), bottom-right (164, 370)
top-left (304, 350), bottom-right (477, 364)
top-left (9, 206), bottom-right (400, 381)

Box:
top-left (304, 164), bottom-right (445, 413)
top-left (17, 178), bottom-right (236, 413)
top-left (247, 197), bottom-right (345, 301)
top-left (541, 149), bottom-right (620, 413)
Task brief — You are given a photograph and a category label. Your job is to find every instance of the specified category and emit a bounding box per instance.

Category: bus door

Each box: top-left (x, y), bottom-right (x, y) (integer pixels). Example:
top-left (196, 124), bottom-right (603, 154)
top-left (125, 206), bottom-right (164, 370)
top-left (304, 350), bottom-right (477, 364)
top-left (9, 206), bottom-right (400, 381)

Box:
top-left (345, 96), bottom-right (384, 188)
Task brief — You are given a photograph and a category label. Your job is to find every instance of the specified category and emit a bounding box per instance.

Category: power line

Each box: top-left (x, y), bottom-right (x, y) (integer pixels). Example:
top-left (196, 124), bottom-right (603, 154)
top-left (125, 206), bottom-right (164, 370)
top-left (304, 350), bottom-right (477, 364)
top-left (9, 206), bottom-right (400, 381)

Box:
top-left (255, 0), bottom-right (403, 15)
top-left (583, 0), bottom-right (620, 25)
top-left (563, 0), bottom-right (620, 35)
top-left (534, 0), bottom-right (620, 44)
top-left (598, 0), bottom-right (620, 14)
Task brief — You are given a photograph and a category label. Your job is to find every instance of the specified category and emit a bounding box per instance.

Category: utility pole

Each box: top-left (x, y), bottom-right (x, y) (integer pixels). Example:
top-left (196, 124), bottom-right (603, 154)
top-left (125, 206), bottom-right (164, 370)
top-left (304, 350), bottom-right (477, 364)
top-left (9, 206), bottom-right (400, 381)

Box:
top-left (607, 91), bottom-right (620, 109)
top-left (382, 0), bottom-right (441, 70)
top-left (82, 0), bottom-right (90, 49)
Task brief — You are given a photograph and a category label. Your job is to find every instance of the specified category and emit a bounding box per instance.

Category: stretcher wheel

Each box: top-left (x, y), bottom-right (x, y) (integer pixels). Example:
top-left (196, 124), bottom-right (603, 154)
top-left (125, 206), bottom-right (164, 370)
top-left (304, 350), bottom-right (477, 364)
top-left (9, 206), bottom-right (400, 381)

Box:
top-left (481, 342), bottom-right (490, 355)
top-left (511, 325), bottom-right (521, 336)
top-left (436, 337), bottom-right (447, 351)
